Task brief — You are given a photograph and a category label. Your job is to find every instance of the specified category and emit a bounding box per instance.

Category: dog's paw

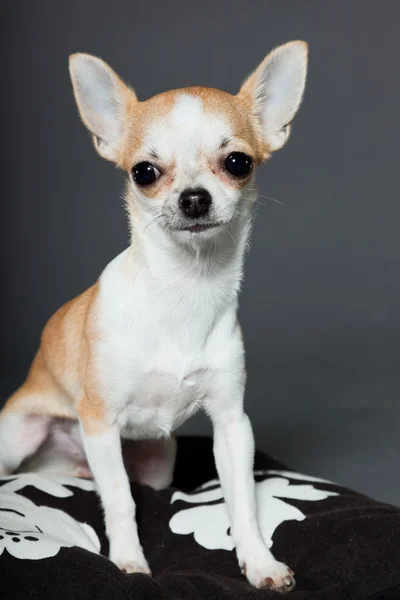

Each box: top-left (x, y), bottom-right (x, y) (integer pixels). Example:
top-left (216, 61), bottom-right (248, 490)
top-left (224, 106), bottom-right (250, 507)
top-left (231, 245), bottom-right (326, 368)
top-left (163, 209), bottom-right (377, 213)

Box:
top-left (110, 544), bottom-right (151, 576)
top-left (109, 523), bottom-right (152, 576)
top-left (117, 560), bottom-right (152, 576)
top-left (242, 559), bottom-right (295, 592)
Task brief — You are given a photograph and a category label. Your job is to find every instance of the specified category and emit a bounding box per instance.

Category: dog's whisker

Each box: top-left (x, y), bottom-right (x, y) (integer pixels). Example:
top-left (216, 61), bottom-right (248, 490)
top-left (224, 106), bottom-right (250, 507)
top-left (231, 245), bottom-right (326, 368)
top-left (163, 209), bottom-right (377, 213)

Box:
top-left (221, 224), bottom-right (237, 244)
top-left (143, 214), bottom-right (164, 232)
top-left (257, 195), bottom-right (285, 206)
top-left (245, 187), bottom-right (285, 206)
top-left (233, 211), bottom-right (251, 223)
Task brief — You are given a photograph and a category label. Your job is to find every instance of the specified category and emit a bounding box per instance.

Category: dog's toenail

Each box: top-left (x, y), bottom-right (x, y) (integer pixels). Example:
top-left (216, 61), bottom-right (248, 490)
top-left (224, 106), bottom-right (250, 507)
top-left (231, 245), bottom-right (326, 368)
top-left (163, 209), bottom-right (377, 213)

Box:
top-left (264, 577), bottom-right (276, 589)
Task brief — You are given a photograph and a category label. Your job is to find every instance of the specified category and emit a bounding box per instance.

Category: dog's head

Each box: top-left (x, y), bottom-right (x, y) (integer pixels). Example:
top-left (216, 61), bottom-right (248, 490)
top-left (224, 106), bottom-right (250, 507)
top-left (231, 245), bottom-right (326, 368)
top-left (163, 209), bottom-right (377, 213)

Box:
top-left (69, 42), bottom-right (307, 243)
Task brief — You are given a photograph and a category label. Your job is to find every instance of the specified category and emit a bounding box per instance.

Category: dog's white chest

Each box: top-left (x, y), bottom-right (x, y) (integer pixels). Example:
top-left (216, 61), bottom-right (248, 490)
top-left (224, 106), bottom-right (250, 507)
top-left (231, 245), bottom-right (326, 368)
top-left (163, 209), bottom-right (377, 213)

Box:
top-left (93, 250), bottom-right (231, 439)
top-left (100, 336), bottom-right (210, 438)
top-left (116, 364), bottom-right (207, 439)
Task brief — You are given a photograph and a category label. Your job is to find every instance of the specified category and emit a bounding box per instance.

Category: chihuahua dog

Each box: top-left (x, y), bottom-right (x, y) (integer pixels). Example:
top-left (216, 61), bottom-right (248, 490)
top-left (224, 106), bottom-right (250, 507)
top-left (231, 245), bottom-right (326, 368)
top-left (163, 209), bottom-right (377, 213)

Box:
top-left (0, 41), bottom-right (307, 592)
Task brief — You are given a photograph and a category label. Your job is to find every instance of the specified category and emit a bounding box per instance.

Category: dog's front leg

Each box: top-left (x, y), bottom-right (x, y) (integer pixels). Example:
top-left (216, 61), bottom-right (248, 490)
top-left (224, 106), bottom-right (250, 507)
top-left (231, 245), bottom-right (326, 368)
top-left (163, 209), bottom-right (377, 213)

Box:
top-left (207, 398), bottom-right (295, 592)
top-left (79, 413), bottom-right (151, 575)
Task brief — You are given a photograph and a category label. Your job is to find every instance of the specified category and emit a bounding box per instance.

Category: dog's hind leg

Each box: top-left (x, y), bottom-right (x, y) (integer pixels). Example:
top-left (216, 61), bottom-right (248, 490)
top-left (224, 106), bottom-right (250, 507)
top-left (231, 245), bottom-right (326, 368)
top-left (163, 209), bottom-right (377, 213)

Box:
top-left (0, 351), bottom-right (75, 475)
top-left (0, 411), bottom-right (52, 474)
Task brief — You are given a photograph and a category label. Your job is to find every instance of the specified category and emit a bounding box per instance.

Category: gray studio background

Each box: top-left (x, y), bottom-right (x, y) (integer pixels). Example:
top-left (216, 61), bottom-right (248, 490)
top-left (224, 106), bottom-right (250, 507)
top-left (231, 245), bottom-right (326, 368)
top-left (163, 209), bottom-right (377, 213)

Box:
top-left (1, 1), bottom-right (399, 505)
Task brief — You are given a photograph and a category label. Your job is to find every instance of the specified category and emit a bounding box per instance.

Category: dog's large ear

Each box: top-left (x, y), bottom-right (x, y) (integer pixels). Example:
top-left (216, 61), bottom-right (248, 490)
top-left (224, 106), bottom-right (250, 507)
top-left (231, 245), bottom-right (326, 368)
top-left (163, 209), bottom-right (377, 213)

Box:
top-left (69, 53), bottom-right (137, 162)
top-left (238, 41), bottom-right (308, 153)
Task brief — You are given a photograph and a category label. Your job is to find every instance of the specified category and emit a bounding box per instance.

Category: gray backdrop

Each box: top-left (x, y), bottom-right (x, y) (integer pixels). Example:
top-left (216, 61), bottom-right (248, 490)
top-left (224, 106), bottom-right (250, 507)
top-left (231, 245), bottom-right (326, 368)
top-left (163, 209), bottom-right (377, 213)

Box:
top-left (1, 1), bottom-right (399, 505)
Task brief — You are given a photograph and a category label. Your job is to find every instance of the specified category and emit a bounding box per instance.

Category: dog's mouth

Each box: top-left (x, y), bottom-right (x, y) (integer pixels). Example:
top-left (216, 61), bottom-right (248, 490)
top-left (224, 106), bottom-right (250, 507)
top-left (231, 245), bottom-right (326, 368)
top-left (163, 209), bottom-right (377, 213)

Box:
top-left (174, 222), bottom-right (222, 234)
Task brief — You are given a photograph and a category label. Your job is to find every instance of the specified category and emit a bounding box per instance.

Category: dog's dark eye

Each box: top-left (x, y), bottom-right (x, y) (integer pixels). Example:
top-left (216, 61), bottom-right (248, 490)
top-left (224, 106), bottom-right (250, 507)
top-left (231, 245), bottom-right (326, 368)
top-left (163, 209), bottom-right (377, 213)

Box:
top-left (132, 162), bottom-right (161, 186)
top-left (224, 152), bottom-right (253, 178)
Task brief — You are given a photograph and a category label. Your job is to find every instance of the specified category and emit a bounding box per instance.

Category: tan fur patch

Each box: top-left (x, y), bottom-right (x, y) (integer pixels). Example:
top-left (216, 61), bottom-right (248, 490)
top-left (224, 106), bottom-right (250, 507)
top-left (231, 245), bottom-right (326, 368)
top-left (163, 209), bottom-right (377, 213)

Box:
top-left (119, 86), bottom-right (267, 171)
top-left (1, 350), bottom-right (76, 419)
top-left (40, 284), bottom-right (99, 396)
top-left (76, 394), bottom-right (108, 435)
top-left (1, 284), bottom-right (104, 428)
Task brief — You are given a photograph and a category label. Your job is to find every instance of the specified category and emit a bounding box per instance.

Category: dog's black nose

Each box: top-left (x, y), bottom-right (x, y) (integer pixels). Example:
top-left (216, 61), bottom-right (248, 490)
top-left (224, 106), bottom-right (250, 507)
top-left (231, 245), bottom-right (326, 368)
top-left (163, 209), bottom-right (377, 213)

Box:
top-left (179, 188), bottom-right (212, 218)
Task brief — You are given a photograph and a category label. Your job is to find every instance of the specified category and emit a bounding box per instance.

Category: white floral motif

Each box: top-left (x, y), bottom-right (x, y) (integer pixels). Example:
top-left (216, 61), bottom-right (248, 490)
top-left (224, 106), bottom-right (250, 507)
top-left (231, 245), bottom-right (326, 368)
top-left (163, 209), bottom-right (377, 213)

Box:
top-left (0, 474), bottom-right (99, 561)
top-left (169, 470), bottom-right (338, 551)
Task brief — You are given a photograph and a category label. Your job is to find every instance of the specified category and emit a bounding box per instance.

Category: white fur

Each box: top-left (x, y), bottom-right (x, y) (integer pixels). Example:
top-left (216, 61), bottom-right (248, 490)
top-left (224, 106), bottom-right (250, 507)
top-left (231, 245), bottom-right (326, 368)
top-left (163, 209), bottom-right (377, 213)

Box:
top-left (94, 244), bottom-right (245, 439)
top-left (82, 425), bottom-right (150, 574)
top-left (83, 201), bottom-right (290, 585)
top-left (149, 94), bottom-right (232, 163)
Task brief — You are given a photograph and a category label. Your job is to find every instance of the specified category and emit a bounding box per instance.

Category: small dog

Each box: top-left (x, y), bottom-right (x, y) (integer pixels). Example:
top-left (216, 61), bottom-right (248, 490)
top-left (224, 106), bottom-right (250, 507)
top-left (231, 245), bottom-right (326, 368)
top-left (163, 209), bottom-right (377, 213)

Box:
top-left (0, 41), bottom-right (307, 592)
